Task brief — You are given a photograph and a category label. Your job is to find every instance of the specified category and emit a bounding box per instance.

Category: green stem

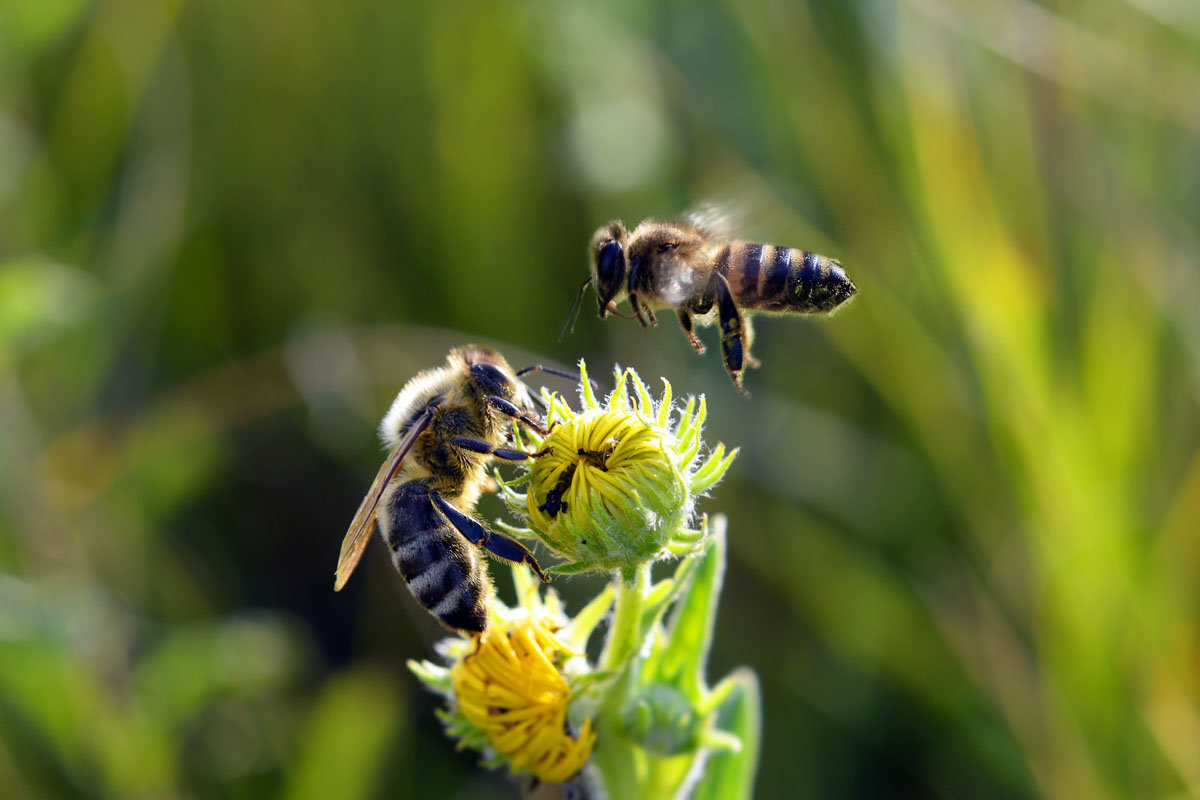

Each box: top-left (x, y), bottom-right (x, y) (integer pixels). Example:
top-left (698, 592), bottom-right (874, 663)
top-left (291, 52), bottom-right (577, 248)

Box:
top-left (592, 564), bottom-right (651, 798)
top-left (599, 563), bottom-right (651, 677)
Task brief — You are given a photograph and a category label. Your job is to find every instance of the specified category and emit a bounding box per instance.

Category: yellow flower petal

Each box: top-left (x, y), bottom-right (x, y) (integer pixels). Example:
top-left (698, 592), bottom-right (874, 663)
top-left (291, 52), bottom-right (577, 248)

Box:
top-left (450, 610), bottom-right (594, 784)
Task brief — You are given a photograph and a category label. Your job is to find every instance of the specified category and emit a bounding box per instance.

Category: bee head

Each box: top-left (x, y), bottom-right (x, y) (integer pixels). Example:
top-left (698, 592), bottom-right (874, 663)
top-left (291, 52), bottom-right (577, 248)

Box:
top-left (589, 221), bottom-right (629, 318)
top-left (460, 348), bottom-right (539, 417)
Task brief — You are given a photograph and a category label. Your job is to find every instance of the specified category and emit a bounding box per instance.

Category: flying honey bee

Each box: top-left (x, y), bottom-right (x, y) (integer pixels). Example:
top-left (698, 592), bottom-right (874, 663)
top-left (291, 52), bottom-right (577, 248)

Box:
top-left (564, 215), bottom-right (858, 393)
top-left (335, 346), bottom-right (577, 635)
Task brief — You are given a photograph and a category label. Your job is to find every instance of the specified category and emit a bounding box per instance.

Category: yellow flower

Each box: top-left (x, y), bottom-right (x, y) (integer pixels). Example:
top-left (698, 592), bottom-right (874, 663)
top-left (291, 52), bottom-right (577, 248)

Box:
top-left (527, 408), bottom-right (688, 571)
top-left (450, 609), bottom-right (595, 783)
top-left (504, 361), bottom-right (737, 578)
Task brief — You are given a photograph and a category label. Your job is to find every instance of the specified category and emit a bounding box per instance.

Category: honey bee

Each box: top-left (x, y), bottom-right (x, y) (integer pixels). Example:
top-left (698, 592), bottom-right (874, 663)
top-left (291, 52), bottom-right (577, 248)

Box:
top-left (566, 216), bottom-right (858, 393)
top-left (335, 346), bottom-right (574, 635)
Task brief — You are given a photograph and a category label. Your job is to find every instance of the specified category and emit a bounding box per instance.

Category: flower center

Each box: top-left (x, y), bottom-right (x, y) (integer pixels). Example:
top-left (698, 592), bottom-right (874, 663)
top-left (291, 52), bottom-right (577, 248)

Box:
top-left (538, 437), bottom-right (622, 518)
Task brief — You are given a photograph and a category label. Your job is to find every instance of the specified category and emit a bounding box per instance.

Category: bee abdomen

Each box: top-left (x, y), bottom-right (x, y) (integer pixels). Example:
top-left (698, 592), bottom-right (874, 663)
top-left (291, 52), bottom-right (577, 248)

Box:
top-left (727, 242), bottom-right (856, 314)
top-left (384, 481), bottom-right (489, 633)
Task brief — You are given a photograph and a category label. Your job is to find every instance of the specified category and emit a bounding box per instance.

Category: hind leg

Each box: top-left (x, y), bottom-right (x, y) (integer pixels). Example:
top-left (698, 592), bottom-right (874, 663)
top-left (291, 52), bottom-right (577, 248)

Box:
top-left (713, 273), bottom-right (749, 394)
top-left (431, 491), bottom-right (550, 582)
top-left (743, 317), bottom-right (761, 368)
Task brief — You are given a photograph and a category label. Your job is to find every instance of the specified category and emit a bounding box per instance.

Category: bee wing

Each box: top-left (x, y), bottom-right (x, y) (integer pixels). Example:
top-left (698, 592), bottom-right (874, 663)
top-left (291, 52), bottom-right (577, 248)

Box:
top-left (685, 181), bottom-right (808, 245)
top-left (682, 200), bottom-right (742, 239)
top-left (333, 409), bottom-right (433, 591)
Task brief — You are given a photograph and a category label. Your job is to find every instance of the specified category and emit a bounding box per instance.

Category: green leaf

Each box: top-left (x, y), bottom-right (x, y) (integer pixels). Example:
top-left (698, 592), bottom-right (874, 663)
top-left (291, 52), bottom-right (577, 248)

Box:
top-left (548, 560), bottom-right (601, 576)
top-left (655, 516), bottom-right (726, 701)
top-left (563, 584), bottom-right (615, 654)
top-left (407, 659), bottom-right (451, 694)
top-left (691, 668), bottom-right (761, 800)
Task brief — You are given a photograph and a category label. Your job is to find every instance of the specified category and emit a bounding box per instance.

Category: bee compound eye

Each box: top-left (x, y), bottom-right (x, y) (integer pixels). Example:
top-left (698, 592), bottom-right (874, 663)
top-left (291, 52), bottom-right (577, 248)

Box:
top-left (471, 362), bottom-right (511, 394)
top-left (596, 240), bottom-right (624, 287)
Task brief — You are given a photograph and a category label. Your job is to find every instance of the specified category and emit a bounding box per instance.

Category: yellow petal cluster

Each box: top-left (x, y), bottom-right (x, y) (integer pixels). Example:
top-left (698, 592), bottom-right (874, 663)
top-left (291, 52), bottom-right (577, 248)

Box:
top-left (450, 611), bottom-right (595, 783)
top-left (526, 407), bottom-right (687, 570)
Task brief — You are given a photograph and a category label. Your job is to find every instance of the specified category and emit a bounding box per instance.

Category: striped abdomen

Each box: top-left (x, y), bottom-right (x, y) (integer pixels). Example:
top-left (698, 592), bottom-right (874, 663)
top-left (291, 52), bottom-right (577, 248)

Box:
top-left (720, 242), bottom-right (857, 314)
top-left (381, 480), bottom-right (490, 633)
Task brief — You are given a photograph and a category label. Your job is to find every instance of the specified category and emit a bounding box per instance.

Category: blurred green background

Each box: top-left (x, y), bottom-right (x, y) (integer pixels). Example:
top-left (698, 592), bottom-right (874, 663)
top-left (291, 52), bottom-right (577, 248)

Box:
top-left (3, 0), bottom-right (1200, 797)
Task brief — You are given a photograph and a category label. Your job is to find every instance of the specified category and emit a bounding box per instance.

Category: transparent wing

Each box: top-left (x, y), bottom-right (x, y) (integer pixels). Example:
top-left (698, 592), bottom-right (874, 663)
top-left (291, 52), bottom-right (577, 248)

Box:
top-left (682, 179), bottom-right (794, 243)
top-left (682, 200), bottom-right (742, 240)
top-left (333, 408), bottom-right (433, 590)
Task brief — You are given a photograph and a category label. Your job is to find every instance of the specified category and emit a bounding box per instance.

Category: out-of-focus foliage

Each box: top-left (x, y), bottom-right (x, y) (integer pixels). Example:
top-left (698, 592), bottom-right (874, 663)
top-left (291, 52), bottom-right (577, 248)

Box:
top-left (2, 0), bottom-right (1199, 797)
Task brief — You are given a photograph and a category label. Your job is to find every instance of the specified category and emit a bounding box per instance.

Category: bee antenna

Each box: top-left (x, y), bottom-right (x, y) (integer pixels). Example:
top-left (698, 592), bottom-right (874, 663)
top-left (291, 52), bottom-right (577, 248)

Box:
top-left (516, 364), bottom-right (600, 395)
top-left (558, 277), bottom-right (593, 342)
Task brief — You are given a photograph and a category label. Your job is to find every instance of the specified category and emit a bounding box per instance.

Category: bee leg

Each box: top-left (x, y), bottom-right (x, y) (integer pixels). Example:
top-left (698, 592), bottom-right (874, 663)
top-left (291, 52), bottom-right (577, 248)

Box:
top-left (431, 491), bottom-right (550, 582)
top-left (450, 436), bottom-right (541, 462)
top-left (714, 273), bottom-right (749, 395)
top-left (485, 395), bottom-right (550, 436)
top-left (676, 310), bottom-right (706, 355)
top-left (628, 292), bottom-right (654, 328)
top-left (743, 317), bottom-right (761, 368)
top-left (627, 257), bottom-right (656, 328)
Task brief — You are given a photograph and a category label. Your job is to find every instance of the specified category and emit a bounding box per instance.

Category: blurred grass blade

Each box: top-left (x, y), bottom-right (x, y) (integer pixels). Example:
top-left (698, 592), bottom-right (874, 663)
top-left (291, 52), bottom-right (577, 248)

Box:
top-left (284, 668), bottom-right (404, 800)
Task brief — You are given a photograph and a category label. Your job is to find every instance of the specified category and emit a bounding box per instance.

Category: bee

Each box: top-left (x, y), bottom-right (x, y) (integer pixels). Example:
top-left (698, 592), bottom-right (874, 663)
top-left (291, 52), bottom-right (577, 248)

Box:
top-left (565, 216), bottom-right (858, 393)
top-left (335, 346), bottom-right (575, 635)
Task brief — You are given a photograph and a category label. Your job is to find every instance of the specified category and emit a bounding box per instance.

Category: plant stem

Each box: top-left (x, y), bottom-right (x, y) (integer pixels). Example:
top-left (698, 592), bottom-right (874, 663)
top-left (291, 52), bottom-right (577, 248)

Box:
top-left (592, 563), bottom-right (651, 798)
top-left (599, 562), bottom-right (651, 677)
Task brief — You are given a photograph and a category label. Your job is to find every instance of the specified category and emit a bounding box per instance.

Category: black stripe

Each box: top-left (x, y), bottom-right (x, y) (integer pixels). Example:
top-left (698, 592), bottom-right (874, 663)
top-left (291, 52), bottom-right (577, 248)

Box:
top-left (396, 532), bottom-right (446, 578)
top-left (440, 594), bottom-right (487, 633)
top-left (414, 560), bottom-right (465, 608)
top-left (762, 247), bottom-right (789, 302)
top-left (796, 251), bottom-right (820, 304)
top-left (802, 251), bottom-right (820, 281)
top-left (739, 244), bottom-right (763, 297)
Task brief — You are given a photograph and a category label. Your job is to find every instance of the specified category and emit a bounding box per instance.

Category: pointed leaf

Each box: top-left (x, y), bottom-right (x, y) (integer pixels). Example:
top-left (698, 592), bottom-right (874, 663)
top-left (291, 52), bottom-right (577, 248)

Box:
top-left (691, 668), bottom-right (760, 800)
top-left (658, 517), bottom-right (725, 701)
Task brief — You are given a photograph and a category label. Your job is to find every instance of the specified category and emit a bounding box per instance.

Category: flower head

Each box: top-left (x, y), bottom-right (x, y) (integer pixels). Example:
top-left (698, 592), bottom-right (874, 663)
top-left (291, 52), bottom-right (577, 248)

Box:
top-left (409, 565), bottom-right (613, 784)
top-left (450, 610), bottom-right (595, 783)
top-left (503, 361), bottom-right (737, 579)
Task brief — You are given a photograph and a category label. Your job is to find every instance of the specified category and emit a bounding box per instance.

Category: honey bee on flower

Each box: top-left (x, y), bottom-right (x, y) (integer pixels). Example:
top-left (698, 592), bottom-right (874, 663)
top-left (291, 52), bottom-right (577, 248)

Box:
top-left (405, 359), bottom-right (754, 796)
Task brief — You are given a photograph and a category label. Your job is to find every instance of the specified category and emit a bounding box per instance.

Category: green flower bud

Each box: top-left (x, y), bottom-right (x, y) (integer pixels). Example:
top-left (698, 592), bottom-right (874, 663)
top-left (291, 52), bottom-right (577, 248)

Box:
top-left (502, 361), bottom-right (737, 580)
top-left (622, 684), bottom-right (703, 755)
top-left (527, 408), bottom-right (689, 572)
